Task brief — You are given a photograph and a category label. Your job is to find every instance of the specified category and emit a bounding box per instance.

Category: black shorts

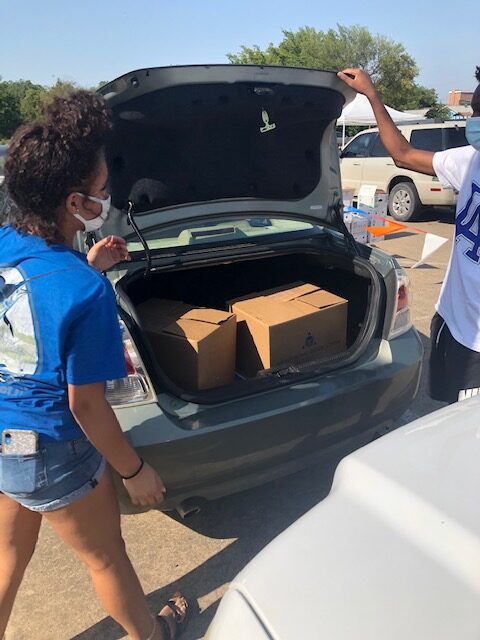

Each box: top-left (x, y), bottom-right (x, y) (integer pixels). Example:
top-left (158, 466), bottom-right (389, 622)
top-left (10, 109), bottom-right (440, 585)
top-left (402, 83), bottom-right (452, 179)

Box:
top-left (429, 313), bottom-right (480, 403)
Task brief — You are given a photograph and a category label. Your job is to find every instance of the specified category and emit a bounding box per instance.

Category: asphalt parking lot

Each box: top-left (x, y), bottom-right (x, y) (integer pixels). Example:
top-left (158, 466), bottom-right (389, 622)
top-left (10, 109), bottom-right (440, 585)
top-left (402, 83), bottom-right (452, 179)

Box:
top-left (6, 208), bottom-right (454, 640)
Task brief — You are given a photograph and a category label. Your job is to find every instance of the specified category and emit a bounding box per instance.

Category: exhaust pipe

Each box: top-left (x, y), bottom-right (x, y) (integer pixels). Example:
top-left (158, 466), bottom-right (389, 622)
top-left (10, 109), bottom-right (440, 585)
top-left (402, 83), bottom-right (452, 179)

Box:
top-left (175, 498), bottom-right (202, 519)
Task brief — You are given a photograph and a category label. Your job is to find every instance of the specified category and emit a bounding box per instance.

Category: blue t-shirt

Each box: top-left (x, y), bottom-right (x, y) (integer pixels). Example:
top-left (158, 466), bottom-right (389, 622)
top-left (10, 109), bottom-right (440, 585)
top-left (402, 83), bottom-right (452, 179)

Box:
top-left (0, 226), bottom-right (127, 442)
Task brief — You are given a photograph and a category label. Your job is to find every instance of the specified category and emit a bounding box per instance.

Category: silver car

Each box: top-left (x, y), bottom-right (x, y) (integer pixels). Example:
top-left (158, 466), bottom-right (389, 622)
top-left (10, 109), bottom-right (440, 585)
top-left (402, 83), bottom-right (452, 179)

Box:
top-left (206, 396), bottom-right (480, 639)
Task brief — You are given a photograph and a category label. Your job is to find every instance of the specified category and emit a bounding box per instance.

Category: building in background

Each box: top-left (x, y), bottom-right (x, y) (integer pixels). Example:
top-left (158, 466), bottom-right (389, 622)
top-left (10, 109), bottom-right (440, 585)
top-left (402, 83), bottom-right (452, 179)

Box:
top-left (447, 90), bottom-right (474, 118)
top-left (448, 90), bottom-right (474, 107)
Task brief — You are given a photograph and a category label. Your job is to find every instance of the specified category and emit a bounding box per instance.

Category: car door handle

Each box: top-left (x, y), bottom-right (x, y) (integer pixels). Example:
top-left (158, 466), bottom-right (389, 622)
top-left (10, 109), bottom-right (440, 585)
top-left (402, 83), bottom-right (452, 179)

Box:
top-left (386, 163), bottom-right (395, 166)
top-left (353, 162), bottom-right (361, 166)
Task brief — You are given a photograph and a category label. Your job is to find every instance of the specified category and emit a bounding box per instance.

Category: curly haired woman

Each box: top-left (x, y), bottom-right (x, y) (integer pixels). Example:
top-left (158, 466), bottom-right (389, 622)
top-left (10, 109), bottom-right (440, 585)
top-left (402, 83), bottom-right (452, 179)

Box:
top-left (0, 91), bottom-right (189, 640)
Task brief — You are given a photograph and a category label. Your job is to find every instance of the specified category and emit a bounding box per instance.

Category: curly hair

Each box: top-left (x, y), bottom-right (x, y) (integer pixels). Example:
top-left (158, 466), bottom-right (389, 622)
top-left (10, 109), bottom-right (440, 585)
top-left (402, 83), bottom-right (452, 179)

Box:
top-left (476, 66), bottom-right (480, 83)
top-left (5, 91), bottom-right (112, 243)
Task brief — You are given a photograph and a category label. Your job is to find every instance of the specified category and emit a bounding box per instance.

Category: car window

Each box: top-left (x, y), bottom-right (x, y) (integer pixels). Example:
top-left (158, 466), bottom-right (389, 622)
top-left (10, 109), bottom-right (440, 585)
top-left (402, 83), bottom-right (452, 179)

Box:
top-left (410, 128), bottom-right (443, 152)
top-left (443, 126), bottom-right (468, 149)
top-left (125, 216), bottom-right (321, 253)
top-left (341, 133), bottom-right (375, 158)
top-left (369, 135), bottom-right (390, 158)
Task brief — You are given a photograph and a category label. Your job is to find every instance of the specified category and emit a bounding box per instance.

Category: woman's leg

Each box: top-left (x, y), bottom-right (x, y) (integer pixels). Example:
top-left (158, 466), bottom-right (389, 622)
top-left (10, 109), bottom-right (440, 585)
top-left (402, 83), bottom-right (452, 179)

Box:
top-left (0, 492), bottom-right (42, 638)
top-left (42, 468), bottom-right (179, 640)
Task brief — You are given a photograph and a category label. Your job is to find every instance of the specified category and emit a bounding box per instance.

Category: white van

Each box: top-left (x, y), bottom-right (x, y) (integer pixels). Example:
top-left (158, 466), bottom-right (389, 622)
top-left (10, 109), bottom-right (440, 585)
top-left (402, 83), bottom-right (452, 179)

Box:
top-left (340, 121), bottom-right (468, 221)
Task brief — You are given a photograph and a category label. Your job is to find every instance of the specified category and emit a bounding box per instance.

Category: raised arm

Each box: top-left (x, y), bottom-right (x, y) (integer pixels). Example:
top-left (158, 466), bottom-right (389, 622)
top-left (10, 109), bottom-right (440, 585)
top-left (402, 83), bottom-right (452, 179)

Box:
top-left (337, 68), bottom-right (435, 176)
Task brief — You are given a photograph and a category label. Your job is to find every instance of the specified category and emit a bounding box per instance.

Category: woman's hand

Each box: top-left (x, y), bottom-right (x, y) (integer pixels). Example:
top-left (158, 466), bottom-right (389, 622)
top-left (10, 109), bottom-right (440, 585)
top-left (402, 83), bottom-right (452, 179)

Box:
top-left (337, 68), bottom-right (377, 100)
top-left (122, 462), bottom-right (167, 507)
top-left (87, 235), bottom-right (131, 272)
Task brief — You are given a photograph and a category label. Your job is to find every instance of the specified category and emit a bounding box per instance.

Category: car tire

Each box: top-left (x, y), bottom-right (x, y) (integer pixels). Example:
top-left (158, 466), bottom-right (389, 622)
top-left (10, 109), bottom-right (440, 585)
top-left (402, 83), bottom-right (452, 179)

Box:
top-left (388, 182), bottom-right (423, 222)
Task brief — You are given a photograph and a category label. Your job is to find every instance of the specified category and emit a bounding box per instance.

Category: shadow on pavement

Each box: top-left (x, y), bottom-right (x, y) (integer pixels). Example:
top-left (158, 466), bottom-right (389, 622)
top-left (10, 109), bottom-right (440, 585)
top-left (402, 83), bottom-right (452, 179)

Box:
top-left (71, 455), bottom-right (341, 640)
top-left (410, 263), bottom-right (438, 270)
top-left (416, 206), bottom-right (455, 224)
top-left (379, 231), bottom-right (413, 240)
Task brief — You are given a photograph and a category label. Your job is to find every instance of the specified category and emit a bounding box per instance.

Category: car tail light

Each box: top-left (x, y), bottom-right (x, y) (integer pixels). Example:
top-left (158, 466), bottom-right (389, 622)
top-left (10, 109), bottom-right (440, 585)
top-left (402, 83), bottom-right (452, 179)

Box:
top-left (388, 268), bottom-right (412, 339)
top-left (105, 319), bottom-right (154, 407)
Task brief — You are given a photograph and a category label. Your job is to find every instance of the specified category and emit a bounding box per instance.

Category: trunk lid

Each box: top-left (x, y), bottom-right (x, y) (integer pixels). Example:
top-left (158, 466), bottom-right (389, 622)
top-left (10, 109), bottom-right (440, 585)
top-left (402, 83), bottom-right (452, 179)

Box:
top-left (99, 65), bottom-right (355, 246)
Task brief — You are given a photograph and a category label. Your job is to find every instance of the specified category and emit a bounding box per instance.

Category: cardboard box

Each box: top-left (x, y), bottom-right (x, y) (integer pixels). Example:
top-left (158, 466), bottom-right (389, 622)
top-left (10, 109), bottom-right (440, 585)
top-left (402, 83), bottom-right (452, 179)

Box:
top-left (138, 299), bottom-right (236, 391)
top-left (230, 283), bottom-right (348, 377)
top-left (351, 231), bottom-right (368, 244)
top-left (358, 185), bottom-right (388, 243)
top-left (343, 211), bottom-right (369, 243)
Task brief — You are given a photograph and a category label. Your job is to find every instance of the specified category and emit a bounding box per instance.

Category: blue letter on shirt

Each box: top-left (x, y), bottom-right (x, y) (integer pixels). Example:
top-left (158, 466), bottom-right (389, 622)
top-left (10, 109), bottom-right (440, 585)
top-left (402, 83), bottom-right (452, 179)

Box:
top-left (456, 181), bottom-right (480, 263)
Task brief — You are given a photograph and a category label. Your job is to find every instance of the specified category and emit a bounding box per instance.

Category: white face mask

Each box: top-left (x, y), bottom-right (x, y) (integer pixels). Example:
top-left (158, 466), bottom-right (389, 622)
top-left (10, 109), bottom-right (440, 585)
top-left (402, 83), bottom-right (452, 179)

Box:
top-left (466, 117), bottom-right (480, 151)
top-left (73, 193), bottom-right (111, 232)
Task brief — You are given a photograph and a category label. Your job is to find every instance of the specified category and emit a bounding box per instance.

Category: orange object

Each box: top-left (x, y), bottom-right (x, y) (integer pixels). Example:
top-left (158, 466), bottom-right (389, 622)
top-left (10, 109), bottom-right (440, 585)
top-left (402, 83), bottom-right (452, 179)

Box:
top-left (367, 220), bottom-right (407, 237)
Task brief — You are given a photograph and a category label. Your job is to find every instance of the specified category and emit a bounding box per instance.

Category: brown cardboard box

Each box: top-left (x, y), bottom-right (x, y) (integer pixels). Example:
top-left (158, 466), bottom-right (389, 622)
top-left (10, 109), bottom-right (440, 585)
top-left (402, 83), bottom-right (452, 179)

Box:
top-left (230, 283), bottom-right (348, 377)
top-left (138, 299), bottom-right (236, 391)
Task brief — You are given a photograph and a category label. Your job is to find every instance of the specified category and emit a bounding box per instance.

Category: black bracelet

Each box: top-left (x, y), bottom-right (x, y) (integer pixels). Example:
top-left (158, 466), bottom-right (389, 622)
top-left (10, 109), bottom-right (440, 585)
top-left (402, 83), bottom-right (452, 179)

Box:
top-left (121, 458), bottom-right (144, 480)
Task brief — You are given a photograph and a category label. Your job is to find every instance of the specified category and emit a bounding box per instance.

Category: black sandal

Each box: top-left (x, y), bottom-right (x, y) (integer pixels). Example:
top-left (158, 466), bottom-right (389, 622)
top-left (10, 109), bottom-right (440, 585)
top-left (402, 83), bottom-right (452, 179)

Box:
top-left (157, 592), bottom-right (190, 640)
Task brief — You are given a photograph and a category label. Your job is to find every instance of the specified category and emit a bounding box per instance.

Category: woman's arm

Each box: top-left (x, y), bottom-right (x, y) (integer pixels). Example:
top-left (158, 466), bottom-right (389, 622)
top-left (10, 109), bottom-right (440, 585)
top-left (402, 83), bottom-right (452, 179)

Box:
top-left (337, 68), bottom-right (435, 176)
top-left (68, 381), bottom-right (166, 506)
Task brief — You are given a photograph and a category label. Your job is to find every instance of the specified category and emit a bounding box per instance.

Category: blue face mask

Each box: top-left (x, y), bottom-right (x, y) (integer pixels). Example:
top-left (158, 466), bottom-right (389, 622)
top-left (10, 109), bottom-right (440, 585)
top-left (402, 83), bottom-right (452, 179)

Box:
top-left (466, 117), bottom-right (480, 151)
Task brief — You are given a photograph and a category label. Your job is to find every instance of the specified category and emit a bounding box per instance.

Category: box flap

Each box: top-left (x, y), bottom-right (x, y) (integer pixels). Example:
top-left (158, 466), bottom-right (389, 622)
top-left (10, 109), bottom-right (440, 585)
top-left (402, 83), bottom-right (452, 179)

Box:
top-left (295, 289), bottom-right (347, 311)
top-left (160, 318), bottom-right (217, 342)
top-left (233, 295), bottom-right (319, 326)
top-left (232, 283), bottom-right (346, 323)
top-left (181, 308), bottom-right (233, 326)
top-left (266, 283), bottom-right (319, 303)
top-left (229, 283), bottom-right (319, 312)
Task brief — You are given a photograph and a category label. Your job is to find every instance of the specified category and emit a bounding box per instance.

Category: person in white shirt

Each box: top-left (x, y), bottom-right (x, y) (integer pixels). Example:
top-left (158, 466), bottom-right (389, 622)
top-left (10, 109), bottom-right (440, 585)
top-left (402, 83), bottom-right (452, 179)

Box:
top-left (338, 66), bottom-right (480, 404)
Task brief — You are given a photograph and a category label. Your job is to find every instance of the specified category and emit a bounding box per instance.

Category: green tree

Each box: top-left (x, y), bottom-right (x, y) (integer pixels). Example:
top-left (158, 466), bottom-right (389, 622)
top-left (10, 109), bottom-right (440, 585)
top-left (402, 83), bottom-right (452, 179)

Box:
top-left (0, 78), bottom-right (51, 138)
top-left (0, 77), bottom-right (105, 141)
top-left (31, 79), bottom-right (78, 118)
top-left (41, 79), bottom-right (78, 107)
top-left (425, 104), bottom-right (452, 120)
top-left (405, 85), bottom-right (438, 109)
top-left (20, 84), bottom-right (47, 122)
top-left (6, 79), bottom-right (37, 104)
top-left (228, 25), bottom-right (435, 111)
top-left (0, 82), bottom-right (22, 139)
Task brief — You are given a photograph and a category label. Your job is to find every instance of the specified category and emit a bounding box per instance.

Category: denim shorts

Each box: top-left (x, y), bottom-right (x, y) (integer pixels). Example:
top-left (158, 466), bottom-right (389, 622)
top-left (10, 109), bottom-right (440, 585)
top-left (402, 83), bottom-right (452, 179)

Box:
top-left (0, 437), bottom-right (105, 512)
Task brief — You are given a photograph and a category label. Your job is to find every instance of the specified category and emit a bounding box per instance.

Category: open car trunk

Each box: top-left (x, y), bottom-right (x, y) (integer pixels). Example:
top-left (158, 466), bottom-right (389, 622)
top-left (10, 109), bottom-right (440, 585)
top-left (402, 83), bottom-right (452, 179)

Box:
top-left (98, 66), bottom-right (371, 402)
top-left (116, 245), bottom-right (383, 402)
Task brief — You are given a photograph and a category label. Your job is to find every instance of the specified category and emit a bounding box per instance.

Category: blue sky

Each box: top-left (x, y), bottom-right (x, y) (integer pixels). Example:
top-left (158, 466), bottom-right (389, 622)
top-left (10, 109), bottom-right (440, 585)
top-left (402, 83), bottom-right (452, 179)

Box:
top-left (2, 0), bottom-right (477, 102)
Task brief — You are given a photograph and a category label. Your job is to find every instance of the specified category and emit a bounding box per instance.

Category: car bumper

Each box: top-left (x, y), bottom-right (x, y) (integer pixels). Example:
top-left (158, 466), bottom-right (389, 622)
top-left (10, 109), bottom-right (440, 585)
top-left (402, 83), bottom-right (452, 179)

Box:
top-left (114, 328), bottom-right (423, 512)
top-left (417, 184), bottom-right (457, 207)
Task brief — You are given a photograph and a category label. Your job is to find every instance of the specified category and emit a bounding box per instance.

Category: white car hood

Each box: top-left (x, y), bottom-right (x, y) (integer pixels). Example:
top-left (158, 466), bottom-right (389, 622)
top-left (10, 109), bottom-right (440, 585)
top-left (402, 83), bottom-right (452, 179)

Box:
top-left (222, 397), bottom-right (480, 639)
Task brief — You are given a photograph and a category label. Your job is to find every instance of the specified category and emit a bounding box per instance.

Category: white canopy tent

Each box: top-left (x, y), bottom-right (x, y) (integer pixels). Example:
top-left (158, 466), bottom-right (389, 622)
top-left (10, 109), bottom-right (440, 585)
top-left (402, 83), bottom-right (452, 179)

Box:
top-left (338, 93), bottom-right (422, 145)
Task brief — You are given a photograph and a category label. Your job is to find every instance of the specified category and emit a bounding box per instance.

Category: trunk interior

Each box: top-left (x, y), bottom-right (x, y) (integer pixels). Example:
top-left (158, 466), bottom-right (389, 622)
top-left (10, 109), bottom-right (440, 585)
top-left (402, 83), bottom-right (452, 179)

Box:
top-left (118, 248), bottom-right (381, 400)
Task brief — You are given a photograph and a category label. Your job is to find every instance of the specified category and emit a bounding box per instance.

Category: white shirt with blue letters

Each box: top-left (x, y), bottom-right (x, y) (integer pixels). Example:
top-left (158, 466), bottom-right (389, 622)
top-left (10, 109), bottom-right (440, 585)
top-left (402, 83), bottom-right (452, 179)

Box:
top-left (433, 145), bottom-right (480, 351)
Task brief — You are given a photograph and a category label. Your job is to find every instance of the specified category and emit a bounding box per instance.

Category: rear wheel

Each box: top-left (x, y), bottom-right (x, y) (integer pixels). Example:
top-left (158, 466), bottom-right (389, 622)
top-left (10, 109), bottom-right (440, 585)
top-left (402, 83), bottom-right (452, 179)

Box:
top-left (388, 182), bottom-right (423, 222)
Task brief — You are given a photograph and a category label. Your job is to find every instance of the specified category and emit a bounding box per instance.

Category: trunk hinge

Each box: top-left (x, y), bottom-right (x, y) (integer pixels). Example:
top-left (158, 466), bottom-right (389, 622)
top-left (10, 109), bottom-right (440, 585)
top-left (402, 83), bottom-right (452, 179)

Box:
top-left (333, 200), bottom-right (360, 256)
top-left (126, 200), bottom-right (152, 277)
